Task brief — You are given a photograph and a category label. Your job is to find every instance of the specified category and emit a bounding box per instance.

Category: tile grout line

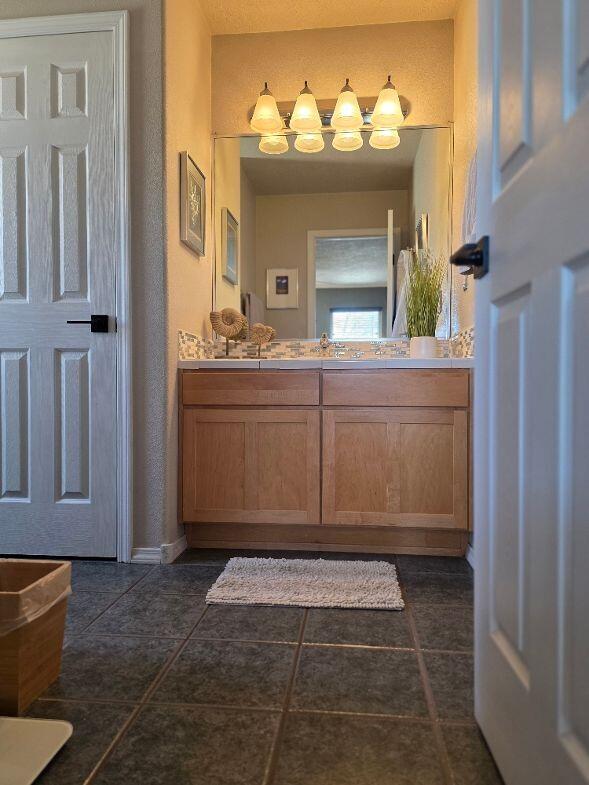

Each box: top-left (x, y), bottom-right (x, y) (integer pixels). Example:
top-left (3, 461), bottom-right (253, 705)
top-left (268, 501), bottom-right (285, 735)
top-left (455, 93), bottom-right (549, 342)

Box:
top-left (288, 641), bottom-right (472, 656)
top-left (72, 621), bottom-right (470, 652)
top-left (34, 695), bottom-right (481, 727)
top-left (404, 592), bottom-right (456, 785)
top-left (405, 601), bottom-right (473, 609)
top-left (263, 608), bottom-right (309, 785)
top-left (82, 594), bottom-right (212, 784)
top-left (397, 569), bottom-right (472, 579)
top-left (404, 598), bottom-right (473, 608)
top-left (69, 565), bottom-right (157, 635)
top-left (67, 632), bottom-right (205, 640)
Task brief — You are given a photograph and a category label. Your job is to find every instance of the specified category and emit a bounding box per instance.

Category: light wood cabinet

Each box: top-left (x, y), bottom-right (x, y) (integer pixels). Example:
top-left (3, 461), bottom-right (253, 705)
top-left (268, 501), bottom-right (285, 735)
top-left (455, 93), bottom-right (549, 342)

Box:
top-left (182, 370), bottom-right (320, 406)
top-left (182, 408), bottom-right (320, 524)
top-left (322, 407), bottom-right (467, 529)
top-left (323, 369), bottom-right (469, 407)
top-left (180, 368), bottom-right (471, 556)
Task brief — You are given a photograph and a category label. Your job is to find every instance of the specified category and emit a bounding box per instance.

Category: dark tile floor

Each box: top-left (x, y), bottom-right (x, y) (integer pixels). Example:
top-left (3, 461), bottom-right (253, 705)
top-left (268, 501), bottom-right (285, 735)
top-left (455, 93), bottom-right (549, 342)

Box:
top-left (28, 551), bottom-right (504, 785)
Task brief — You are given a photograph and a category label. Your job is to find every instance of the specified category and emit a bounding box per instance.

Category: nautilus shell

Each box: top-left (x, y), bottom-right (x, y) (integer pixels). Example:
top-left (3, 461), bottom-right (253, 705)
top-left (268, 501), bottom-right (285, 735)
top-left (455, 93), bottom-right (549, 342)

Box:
top-left (249, 323), bottom-right (277, 346)
top-left (209, 308), bottom-right (248, 339)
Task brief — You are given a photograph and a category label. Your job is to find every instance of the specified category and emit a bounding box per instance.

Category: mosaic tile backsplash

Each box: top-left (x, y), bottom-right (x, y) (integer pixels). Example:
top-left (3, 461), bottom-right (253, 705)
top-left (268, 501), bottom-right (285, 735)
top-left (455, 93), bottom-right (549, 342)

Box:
top-left (179, 327), bottom-right (474, 361)
top-left (178, 331), bottom-right (215, 359)
top-left (451, 325), bottom-right (475, 358)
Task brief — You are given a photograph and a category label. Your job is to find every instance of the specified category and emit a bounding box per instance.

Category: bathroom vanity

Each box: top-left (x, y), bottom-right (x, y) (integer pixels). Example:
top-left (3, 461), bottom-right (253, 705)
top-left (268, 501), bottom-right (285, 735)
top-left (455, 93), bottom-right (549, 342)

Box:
top-left (179, 123), bottom-right (474, 556)
top-left (179, 363), bottom-right (471, 556)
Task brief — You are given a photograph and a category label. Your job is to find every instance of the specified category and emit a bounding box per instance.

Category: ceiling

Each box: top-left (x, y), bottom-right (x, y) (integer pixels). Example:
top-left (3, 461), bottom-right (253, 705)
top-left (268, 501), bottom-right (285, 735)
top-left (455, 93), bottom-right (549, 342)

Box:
top-left (201, 0), bottom-right (457, 35)
top-left (238, 129), bottom-right (422, 195)
top-left (315, 236), bottom-right (388, 288)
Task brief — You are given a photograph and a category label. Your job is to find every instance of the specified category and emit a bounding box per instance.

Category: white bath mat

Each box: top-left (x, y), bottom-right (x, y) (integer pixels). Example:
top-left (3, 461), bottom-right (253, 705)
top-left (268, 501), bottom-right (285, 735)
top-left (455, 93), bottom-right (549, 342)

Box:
top-left (206, 557), bottom-right (404, 610)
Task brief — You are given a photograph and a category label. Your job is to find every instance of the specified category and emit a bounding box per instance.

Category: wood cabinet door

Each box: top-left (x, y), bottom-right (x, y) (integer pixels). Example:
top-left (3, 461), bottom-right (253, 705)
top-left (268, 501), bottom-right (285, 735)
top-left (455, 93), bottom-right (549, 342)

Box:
top-left (322, 408), bottom-right (468, 529)
top-left (182, 409), bottom-right (320, 524)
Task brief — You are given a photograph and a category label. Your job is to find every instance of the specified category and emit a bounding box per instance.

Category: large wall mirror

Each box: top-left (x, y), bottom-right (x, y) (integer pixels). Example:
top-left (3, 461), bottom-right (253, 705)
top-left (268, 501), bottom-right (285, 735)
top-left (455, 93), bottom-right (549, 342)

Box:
top-left (213, 127), bottom-right (453, 340)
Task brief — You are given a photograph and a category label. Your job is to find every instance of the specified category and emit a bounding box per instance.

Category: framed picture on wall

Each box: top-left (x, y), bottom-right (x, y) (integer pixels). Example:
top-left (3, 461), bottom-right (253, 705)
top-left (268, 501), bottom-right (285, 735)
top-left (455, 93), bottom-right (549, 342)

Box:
top-left (266, 268), bottom-right (299, 309)
top-left (180, 151), bottom-right (205, 255)
top-left (221, 207), bottom-right (239, 285)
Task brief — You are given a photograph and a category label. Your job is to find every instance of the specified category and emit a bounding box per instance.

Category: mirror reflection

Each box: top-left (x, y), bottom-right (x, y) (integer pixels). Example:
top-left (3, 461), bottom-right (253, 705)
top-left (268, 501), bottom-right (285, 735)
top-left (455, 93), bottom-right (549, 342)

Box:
top-left (213, 127), bottom-right (452, 340)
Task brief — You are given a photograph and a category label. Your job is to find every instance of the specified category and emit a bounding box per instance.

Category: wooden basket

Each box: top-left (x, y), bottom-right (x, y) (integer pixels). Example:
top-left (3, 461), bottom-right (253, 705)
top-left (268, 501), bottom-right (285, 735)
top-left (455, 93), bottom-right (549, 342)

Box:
top-left (0, 560), bottom-right (71, 716)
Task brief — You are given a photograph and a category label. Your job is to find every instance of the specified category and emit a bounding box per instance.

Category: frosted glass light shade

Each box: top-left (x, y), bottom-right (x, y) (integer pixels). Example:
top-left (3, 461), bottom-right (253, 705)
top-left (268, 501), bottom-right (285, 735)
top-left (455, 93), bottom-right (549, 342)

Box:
top-left (369, 128), bottom-right (401, 150)
top-left (332, 130), bottom-right (363, 151)
top-left (290, 82), bottom-right (322, 133)
top-left (294, 132), bottom-right (324, 153)
top-left (331, 79), bottom-right (363, 131)
top-left (259, 134), bottom-right (289, 155)
top-left (371, 77), bottom-right (404, 128)
top-left (250, 83), bottom-right (283, 134)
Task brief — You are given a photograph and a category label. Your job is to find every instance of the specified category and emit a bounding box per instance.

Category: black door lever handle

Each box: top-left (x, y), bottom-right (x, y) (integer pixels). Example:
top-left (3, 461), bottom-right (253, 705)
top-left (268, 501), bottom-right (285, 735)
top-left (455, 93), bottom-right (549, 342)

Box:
top-left (450, 236), bottom-right (489, 279)
top-left (66, 314), bottom-right (109, 332)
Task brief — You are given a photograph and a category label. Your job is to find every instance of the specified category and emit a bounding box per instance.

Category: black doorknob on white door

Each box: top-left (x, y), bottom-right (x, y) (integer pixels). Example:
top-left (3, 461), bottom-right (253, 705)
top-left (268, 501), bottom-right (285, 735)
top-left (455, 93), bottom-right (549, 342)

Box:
top-left (66, 314), bottom-right (110, 332)
top-left (450, 236), bottom-right (489, 279)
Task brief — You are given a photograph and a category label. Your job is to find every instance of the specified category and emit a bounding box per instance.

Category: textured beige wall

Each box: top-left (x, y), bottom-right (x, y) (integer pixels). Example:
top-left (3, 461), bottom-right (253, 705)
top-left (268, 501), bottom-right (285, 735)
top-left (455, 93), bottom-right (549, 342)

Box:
top-left (213, 137), bottom-right (242, 312)
top-left (412, 127), bottom-right (452, 259)
top-left (411, 129), bottom-right (453, 337)
top-left (0, 0), bottom-right (167, 550)
top-left (451, 0), bottom-right (477, 332)
top-left (255, 190), bottom-right (409, 337)
top-left (163, 0), bottom-right (212, 543)
top-left (212, 21), bottom-right (454, 135)
top-left (201, 0), bottom-right (457, 35)
top-left (240, 170), bottom-right (257, 295)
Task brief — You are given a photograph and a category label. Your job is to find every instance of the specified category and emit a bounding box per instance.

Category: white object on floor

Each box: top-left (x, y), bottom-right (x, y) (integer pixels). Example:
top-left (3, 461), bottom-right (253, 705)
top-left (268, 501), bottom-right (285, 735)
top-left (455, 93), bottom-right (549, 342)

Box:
top-left (0, 717), bottom-right (72, 785)
top-left (206, 557), bottom-right (404, 610)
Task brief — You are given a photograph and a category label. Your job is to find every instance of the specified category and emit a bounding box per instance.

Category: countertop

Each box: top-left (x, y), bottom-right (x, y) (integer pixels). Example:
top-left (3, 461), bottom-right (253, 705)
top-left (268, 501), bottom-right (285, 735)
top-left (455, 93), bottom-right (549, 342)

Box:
top-left (178, 357), bottom-right (475, 369)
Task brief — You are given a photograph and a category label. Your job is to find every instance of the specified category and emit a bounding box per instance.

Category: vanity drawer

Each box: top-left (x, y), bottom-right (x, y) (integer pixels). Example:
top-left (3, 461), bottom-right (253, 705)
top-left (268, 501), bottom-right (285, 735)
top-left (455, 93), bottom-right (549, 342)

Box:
top-left (182, 371), bottom-right (320, 406)
top-left (322, 369), bottom-right (469, 408)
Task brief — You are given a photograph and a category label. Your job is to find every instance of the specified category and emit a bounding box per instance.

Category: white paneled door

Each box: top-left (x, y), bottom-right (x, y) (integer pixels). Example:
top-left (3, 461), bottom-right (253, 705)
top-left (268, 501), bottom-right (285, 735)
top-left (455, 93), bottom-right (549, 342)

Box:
top-left (477, 0), bottom-right (589, 783)
top-left (0, 25), bottom-right (120, 557)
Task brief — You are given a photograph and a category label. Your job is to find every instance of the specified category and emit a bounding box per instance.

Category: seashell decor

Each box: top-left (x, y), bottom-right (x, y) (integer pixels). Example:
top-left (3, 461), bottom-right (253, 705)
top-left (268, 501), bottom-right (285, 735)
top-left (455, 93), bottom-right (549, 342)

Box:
top-left (210, 308), bottom-right (248, 338)
top-left (249, 323), bottom-right (277, 357)
top-left (210, 308), bottom-right (249, 355)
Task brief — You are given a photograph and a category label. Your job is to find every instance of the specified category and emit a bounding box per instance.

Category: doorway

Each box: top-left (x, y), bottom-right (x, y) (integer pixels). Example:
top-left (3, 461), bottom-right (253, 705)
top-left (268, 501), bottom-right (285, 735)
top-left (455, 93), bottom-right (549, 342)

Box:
top-left (307, 225), bottom-right (401, 339)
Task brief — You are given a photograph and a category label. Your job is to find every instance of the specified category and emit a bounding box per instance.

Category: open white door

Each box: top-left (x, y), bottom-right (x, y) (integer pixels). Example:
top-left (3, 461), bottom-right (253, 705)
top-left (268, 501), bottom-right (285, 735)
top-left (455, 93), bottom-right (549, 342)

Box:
top-left (476, 1), bottom-right (589, 784)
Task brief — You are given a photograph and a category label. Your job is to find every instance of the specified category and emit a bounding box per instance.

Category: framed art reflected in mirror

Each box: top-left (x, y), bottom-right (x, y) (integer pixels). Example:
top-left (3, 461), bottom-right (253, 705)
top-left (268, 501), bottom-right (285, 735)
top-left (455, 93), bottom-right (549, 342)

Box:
top-left (267, 268), bottom-right (299, 309)
top-left (415, 212), bottom-right (429, 251)
top-left (222, 208), bottom-right (239, 285)
top-left (180, 151), bottom-right (205, 255)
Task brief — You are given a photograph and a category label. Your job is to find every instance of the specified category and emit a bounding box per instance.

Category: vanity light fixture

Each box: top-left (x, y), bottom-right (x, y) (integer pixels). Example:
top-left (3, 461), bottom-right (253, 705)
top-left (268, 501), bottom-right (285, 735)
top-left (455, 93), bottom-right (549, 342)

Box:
top-left (294, 132), bottom-right (325, 153)
top-left (332, 130), bottom-right (363, 151)
top-left (258, 133), bottom-right (289, 155)
top-left (369, 127), bottom-right (400, 150)
top-left (371, 76), bottom-right (404, 129)
top-left (250, 83), bottom-right (283, 134)
top-left (331, 79), bottom-right (363, 131)
top-left (289, 81), bottom-right (322, 133)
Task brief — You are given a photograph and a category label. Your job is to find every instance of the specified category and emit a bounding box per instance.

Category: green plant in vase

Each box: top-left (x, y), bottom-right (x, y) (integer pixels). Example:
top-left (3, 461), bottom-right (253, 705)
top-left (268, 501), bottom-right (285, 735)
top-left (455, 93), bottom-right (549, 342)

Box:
top-left (405, 250), bottom-right (446, 358)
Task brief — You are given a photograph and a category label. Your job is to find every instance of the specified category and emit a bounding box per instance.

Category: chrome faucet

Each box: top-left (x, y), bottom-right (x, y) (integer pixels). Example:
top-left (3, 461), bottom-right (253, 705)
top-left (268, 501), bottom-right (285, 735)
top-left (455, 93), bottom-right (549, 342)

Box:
top-left (319, 332), bottom-right (331, 350)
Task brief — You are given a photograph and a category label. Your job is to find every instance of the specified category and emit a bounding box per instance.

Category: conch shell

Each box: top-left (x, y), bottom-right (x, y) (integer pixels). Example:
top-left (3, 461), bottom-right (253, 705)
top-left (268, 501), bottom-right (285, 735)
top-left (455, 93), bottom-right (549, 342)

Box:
top-left (209, 308), bottom-right (248, 339)
top-left (250, 323), bottom-right (276, 346)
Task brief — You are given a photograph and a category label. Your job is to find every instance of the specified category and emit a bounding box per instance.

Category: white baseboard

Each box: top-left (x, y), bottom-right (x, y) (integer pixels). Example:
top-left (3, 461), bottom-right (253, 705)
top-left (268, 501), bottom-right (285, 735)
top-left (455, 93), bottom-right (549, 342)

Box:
top-left (130, 547), bottom-right (161, 564)
top-left (161, 534), bottom-right (188, 564)
top-left (131, 535), bottom-right (188, 565)
top-left (466, 544), bottom-right (475, 571)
